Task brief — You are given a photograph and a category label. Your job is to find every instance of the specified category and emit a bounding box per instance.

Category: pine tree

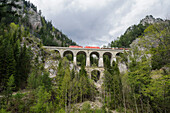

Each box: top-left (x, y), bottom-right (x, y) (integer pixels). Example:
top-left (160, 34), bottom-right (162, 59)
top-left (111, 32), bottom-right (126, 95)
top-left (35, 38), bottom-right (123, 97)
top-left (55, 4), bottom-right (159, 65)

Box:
top-left (61, 67), bottom-right (71, 112)
top-left (4, 75), bottom-right (15, 105)
top-left (17, 43), bottom-right (32, 89)
top-left (6, 41), bottom-right (16, 86)
top-left (0, 0), bottom-right (20, 24)
top-left (30, 86), bottom-right (52, 113)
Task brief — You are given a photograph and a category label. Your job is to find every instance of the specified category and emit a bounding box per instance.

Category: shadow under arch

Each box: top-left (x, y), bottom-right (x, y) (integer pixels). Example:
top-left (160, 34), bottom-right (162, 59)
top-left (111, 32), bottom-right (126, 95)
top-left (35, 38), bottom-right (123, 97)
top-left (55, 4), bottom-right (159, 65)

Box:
top-left (116, 52), bottom-right (123, 57)
top-left (54, 50), bottom-right (61, 59)
top-left (90, 51), bottom-right (99, 67)
top-left (115, 52), bottom-right (124, 62)
top-left (103, 52), bottom-right (112, 68)
top-left (76, 51), bottom-right (86, 66)
top-left (63, 50), bottom-right (73, 61)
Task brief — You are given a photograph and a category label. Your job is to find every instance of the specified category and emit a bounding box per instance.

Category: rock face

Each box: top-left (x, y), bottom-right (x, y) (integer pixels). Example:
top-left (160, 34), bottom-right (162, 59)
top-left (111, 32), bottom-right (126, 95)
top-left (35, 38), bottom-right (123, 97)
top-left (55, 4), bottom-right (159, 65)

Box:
top-left (27, 8), bottom-right (42, 30)
top-left (44, 55), bottom-right (59, 78)
top-left (43, 50), bottom-right (72, 78)
top-left (9, 0), bottom-right (77, 47)
top-left (118, 62), bottom-right (127, 73)
top-left (11, 0), bottom-right (42, 30)
top-left (140, 15), bottom-right (163, 25)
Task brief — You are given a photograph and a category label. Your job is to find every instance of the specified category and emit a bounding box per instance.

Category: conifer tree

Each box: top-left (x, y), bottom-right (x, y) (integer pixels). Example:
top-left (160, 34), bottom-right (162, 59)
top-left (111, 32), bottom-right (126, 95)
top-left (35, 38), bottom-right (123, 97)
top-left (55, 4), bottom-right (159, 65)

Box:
top-left (6, 41), bottom-right (16, 86)
top-left (30, 86), bottom-right (52, 113)
top-left (4, 75), bottom-right (15, 105)
top-left (61, 67), bottom-right (71, 112)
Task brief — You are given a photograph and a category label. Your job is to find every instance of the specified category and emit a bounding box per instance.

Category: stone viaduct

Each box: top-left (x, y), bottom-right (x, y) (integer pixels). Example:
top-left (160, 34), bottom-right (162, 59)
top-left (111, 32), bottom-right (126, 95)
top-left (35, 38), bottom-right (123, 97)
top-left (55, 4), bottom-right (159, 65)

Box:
top-left (43, 46), bottom-right (127, 82)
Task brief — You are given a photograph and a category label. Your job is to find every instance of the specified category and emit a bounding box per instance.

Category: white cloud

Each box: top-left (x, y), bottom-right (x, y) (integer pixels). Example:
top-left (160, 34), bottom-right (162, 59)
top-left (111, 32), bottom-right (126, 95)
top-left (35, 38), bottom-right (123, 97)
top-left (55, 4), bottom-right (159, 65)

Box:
top-left (28, 0), bottom-right (170, 46)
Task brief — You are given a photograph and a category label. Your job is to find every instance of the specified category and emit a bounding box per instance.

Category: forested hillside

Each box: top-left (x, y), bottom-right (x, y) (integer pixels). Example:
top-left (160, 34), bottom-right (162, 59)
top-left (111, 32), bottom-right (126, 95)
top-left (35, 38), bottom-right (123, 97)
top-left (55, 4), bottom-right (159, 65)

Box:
top-left (0, 0), bottom-right (77, 47)
top-left (0, 0), bottom-right (170, 113)
top-left (109, 15), bottom-right (164, 48)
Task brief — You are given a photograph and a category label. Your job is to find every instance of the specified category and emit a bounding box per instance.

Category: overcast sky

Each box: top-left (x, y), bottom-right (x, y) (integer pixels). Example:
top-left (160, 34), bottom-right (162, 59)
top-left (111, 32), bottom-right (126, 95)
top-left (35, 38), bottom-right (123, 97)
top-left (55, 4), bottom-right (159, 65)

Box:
top-left (28, 0), bottom-right (170, 47)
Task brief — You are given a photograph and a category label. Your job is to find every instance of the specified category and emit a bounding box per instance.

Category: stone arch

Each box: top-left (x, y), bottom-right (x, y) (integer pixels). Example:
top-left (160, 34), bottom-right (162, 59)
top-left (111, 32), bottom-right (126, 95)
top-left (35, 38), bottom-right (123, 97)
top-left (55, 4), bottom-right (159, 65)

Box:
top-left (63, 50), bottom-right (74, 61)
top-left (54, 50), bottom-right (61, 59)
top-left (103, 52), bottom-right (112, 67)
top-left (54, 50), bottom-right (60, 55)
top-left (91, 70), bottom-right (100, 82)
top-left (76, 51), bottom-right (86, 66)
top-left (90, 51), bottom-right (100, 67)
top-left (115, 52), bottom-right (124, 63)
top-left (116, 52), bottom-right (123, 57)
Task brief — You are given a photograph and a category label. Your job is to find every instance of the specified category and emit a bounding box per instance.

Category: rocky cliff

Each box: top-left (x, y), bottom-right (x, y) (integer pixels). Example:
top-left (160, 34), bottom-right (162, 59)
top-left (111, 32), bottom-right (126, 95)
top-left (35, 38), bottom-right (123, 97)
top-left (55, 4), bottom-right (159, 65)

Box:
top-left (140, 15), bottom-right (163, 25)
top-left (10, 0), bottom-right (77, 47)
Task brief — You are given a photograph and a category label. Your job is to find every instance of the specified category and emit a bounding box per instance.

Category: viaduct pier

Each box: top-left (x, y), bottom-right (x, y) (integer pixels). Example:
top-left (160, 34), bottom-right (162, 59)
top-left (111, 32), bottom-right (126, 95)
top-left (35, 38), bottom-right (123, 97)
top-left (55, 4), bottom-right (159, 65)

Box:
top-left (43, 46), bottom-right (128, 82)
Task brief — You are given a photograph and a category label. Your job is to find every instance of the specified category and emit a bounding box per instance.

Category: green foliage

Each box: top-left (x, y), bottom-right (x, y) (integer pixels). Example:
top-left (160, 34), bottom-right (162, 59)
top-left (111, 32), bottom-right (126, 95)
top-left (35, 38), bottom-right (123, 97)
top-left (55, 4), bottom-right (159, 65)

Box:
top-left (77, 102), bottom-right (106, 113)
top-left (115, 25), bottom-right (170, 112)
top-left (27, 56), bottom-right (52, 91)
top-left (39, 16), bottom-right (77, 47)
top-left (41, 72), bottom-right (52, 91)
top-left (103, 58), bottom-right (122, 110)
top-left (110, 23), bottom-right (148, 48)
top-left (1, 0), bottom-right (77, 47)
top-left (0, 108), bottom-right (10, 113)
top-left (77, 54), bottom-right (86, 66)
top-left (80, 102), bottom-right (92, 113)
top-left (6, 75), bottom-right (15, 94)
top-left (65, 54), bottom-right (73, 61)
top-left (91, 70), bottom-right (100, 82)
top-left (142, 22), bottom-right (170, 69)
top-left (0, 23), bottom-right (32, 91)
top-left (27, 71), bottom-right (41, 90)
top-left (103, 55), bottom-right (111, 69)
top-left (0, 0), bottom-right (20, 24)
top-left (1, 2), bottom-right (169, 112)
top-left (4, 75), bottom-right (15, 104)
top-left (79, 63), bottom-right (87, 77)
top-left (30, 86), bottom-right (52, 113)
top-left (90, 56), bottom-right (98, 67)
top-left (5, 92), bottom-right (26, 113)
top-left (53, 58), bottom-right (96, 112)
top-left (144, 74), bottom-right (170, 112)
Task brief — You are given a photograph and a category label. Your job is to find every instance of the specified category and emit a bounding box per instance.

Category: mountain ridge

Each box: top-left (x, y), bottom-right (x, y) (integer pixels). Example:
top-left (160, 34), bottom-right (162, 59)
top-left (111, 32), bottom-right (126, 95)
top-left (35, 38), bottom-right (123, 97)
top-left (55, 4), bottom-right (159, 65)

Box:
top-left (2, 0), bottom-right (77, 47)
top-left (109, 15), bottom-right (166, 48)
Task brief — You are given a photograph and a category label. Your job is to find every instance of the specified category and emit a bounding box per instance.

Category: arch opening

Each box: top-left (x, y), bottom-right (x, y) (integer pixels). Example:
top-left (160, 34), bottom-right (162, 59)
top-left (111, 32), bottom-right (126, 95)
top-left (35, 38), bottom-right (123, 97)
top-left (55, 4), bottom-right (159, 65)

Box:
top-left (54, 50), bottom-right (61, 60)
top-left (91, 70), bottom-right (100, 82)
top-left (90, 52), bottom-right (99, 67)
top-left (115, 52), bottom-right (124, 62)
top-left (116, 52), bottom-right (123, 57)
top-left (63, 50), bottom-right (73, 61)
top-left (103, 52), bottom-right (112, 68)
top-left (76, 51), bottom-right (86, 66)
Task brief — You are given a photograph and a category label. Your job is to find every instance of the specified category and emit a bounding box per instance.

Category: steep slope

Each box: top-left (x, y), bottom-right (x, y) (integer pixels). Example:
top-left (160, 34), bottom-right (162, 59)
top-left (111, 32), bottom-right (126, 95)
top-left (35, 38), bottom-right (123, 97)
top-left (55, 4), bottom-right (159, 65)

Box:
top-left (0, 0), bottom-right (77, 47)
top-left (130, 20), bottom-right (170, 70)
top-left (109, 15), bottom-right (164, 48)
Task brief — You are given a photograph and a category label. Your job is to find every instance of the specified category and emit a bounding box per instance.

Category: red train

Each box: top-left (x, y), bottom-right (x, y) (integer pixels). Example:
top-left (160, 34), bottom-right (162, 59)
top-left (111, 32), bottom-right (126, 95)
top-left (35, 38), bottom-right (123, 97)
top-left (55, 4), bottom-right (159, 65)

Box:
top-left (84, 46), bottom-right (100, 49)
top-left (69, 46), bottom-right (129, 50)
top-left (69, 46), bottom-right (83, 48)
top-left (116, 48), bottom-right (129, 50)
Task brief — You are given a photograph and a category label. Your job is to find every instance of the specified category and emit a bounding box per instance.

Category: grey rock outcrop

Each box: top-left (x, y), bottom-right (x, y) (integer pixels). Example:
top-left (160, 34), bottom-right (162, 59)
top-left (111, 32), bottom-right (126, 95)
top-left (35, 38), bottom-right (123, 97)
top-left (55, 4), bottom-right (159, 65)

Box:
top-left (12, 0), bottom-right (42, 30)
top-left (27, 8), bottom-right (42, 30)
top-left (140, 15), bottom-right (163, 25)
